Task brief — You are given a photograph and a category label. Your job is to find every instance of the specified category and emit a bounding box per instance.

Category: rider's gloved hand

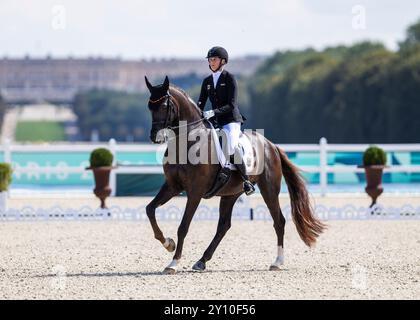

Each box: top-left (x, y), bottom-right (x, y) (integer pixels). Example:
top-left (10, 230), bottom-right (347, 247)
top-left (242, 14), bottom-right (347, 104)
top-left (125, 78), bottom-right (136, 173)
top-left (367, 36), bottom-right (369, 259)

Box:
top-left (203, 110), bottom-right (215, 119)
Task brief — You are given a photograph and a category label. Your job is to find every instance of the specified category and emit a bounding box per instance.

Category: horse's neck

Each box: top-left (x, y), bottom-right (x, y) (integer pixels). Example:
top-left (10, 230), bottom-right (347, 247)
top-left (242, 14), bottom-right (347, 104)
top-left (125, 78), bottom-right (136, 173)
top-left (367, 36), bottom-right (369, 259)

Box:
top-left (170, 87), bottom-right (206, 129)
top-left (168, 87), bottom-right (212, 154)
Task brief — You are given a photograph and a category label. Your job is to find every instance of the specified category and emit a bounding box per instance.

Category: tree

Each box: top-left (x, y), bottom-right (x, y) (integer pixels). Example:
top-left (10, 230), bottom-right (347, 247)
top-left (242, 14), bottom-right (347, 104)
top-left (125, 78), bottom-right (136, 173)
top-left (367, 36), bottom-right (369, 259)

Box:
top-left (247, 39), bottom-right (420, 143)
top-left (72, 90), bottom-right (151, 142)
top-left (399, 18), bottom-right (420, 51)
top-left (383, 51), bottom-right (420, 142)
top-left (324, 48), bottom-right (395, 143)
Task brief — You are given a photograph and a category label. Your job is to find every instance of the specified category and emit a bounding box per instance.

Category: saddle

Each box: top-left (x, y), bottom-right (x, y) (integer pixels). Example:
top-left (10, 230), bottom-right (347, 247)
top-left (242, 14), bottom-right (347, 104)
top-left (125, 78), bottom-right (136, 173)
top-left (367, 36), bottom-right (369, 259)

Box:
top-left (203, 122), bottom-right (255, 199)
top-left (203, 165), bottom-right (231, 199)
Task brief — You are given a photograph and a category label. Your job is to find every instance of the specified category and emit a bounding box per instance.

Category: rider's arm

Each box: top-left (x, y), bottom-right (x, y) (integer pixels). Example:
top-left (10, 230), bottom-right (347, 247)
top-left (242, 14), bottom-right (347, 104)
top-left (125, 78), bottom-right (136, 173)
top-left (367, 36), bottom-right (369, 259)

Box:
top-left (213, 73), bottom-right (237, 115)
top-left (197, 79), bottom-right (208, 111)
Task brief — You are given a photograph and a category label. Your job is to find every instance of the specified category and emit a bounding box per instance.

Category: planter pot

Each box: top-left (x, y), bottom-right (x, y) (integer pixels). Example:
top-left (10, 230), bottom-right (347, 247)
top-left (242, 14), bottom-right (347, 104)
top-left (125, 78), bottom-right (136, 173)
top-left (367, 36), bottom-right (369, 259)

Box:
top-left (86, 166), bottom-right (116, 210)
top-left (358, 165), bottom-right (386, 208)
top-left (0, 191), bottom-right (7, 214)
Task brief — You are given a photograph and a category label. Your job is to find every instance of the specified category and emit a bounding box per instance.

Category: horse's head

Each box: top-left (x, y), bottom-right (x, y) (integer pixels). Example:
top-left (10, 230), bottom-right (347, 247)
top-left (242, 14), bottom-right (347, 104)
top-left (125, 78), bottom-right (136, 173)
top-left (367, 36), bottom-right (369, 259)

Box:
top-left (145, 76), bottom-right (178, 144)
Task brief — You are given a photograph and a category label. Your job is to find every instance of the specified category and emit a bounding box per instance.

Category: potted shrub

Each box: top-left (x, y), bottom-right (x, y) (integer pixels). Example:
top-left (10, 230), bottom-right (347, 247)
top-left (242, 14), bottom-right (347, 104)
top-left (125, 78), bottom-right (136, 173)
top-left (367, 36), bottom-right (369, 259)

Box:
top-left (86, 148), bottom-right (115, 210)
top-left (359, 146), bottom-right (387, 208)
top-left (0, 163), bottom-right (13, 213)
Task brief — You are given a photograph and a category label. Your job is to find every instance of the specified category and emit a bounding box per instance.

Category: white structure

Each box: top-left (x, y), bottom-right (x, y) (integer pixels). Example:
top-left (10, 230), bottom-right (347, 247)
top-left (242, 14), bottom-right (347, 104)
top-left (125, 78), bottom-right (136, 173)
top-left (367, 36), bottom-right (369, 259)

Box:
top-left (0, 138), bottom-right (420, 197)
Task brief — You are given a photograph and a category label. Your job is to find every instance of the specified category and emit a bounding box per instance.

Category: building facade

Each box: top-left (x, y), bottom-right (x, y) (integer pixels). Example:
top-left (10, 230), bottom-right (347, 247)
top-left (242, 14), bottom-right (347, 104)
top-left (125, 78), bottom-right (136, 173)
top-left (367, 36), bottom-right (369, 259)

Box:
top-left (0, 56), bottom-right (263, 103)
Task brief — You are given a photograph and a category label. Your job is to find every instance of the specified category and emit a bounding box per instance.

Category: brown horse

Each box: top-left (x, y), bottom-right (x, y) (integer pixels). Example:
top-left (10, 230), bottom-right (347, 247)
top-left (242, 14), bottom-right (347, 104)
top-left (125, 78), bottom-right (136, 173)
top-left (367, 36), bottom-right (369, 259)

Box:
top-left (145, 76), bottom-right (325, 274)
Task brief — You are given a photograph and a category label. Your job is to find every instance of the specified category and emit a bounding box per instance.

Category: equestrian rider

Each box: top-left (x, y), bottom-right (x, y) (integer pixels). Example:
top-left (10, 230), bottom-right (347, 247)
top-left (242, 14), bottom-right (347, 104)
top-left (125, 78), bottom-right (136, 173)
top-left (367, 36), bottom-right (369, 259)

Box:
top-left (197, 46), bottom-right (255, 196)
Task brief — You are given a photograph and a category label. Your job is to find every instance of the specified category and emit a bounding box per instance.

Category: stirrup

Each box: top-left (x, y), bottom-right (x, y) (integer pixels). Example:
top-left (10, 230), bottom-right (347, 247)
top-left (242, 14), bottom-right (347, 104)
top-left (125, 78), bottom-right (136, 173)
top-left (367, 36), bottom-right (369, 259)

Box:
top-left (243, 181), bottom-right (255, 196)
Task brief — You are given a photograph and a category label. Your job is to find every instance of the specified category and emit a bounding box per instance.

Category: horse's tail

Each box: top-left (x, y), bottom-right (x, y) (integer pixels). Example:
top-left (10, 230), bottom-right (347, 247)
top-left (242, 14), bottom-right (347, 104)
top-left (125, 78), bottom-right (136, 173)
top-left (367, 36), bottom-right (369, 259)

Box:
top-left (276, 146), bottom-right (326, 247)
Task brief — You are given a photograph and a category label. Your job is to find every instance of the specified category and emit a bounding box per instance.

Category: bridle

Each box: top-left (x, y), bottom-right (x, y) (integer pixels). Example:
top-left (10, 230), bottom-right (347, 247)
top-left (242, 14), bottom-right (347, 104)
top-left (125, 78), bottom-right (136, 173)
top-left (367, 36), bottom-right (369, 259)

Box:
top-left (149, 92), bottom-right (205, 132)
top-left (150, 93), bottom-right (176, 130)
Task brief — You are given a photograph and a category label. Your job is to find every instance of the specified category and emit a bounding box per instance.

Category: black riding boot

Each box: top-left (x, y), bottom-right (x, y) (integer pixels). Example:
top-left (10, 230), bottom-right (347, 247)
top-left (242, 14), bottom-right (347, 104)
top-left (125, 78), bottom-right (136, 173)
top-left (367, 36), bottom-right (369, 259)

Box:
top-left (231, 148), bottom-right (255, 196)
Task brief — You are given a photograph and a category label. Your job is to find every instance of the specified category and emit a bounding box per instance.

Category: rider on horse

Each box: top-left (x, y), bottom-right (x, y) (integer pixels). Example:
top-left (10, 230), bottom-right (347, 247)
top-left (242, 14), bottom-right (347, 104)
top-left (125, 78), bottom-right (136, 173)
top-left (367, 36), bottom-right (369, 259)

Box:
top-left (197, 46), bottom-right (255, 196)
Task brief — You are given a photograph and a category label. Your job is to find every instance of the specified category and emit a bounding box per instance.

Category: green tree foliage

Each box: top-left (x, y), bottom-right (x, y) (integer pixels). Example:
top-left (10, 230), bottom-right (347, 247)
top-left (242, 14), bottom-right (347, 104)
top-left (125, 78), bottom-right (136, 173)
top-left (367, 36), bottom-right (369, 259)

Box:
top-left (363, 146), bottom-right (387, 166)
top-left (399, 18), bottom-right (420, 52)
top-left (324, 46), bottom-right (395, 143)
top-left (72, 74), bottom-right (207, 142)
top-left (249, 19), bottom-right (420, 143)
top-left (71, 19), bottom-right (420, 144)
top-left (383, 50), bottom-right (420, 142)
top-left (0, 163), bottom-right (13, 192)
top-left (89, 148), bottom-right (114, 167)
top-left (73, 89), bottom-right (150, 142)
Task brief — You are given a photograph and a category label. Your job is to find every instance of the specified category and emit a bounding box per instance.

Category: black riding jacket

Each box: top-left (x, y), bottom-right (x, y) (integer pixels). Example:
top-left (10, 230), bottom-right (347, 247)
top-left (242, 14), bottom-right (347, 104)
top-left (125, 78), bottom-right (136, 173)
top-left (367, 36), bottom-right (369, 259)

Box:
top-left (197, 70), bottom-right (246, 127)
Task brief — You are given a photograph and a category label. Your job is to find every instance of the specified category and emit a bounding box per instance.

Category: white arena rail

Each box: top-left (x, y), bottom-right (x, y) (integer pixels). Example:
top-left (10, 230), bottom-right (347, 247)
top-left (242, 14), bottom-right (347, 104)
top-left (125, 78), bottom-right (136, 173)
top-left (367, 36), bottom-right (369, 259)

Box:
top-left (1, 137), bottom-right (420, 196)
top-left (0, 203), bottom-right (419, 221)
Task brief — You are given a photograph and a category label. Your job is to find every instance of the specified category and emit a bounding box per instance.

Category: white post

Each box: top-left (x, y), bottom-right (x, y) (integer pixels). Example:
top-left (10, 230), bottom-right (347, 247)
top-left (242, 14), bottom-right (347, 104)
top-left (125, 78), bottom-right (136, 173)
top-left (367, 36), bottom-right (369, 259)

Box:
top-left (319, 137), bottom-right (328, 197)
top-left (109, 138), bottom-right (117, 196)
top-left (3, 138), bottom-right (11, 164)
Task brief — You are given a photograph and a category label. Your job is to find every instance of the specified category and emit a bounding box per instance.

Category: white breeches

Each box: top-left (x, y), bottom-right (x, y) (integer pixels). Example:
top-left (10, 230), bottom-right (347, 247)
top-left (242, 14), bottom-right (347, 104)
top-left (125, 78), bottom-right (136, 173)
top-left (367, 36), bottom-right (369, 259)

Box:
top-left (222, 122), bottom-right (241, 155)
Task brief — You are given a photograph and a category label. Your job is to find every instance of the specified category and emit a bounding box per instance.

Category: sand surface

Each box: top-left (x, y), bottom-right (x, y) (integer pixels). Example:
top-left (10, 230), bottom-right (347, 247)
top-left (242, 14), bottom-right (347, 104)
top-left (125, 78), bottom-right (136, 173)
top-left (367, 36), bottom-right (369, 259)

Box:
top-left (0, 218), bottom-right (419, 299)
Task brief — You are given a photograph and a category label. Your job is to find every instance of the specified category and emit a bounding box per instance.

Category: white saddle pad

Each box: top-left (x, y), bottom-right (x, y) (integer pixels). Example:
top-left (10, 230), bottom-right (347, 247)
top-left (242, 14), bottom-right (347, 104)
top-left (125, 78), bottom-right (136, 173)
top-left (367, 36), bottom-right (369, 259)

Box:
top-left (209, 126), bottom-right (255, 174)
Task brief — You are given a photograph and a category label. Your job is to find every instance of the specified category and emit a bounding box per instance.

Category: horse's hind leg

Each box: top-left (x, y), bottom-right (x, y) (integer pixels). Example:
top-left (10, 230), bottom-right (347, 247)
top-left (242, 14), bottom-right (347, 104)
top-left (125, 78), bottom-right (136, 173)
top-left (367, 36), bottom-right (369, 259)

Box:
top-left (192, 193), bottom-right (241, 271)
top-left (146, 182), bottom-right (181, 252)
top-left (257, 174), bottom-right (286, 271)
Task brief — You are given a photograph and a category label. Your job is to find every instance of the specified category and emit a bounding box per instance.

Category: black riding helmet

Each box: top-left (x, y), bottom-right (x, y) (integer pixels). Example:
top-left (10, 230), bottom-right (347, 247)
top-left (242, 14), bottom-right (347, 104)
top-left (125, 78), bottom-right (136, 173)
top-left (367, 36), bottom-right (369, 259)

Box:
top-left (206, 46), bottom-right (229, 63)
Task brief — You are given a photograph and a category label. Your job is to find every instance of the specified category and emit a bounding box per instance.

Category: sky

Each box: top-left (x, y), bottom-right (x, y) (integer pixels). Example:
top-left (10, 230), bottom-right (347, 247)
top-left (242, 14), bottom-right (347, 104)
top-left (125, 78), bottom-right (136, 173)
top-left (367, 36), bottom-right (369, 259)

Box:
top-left (1, 0), bottom-right (420, 59)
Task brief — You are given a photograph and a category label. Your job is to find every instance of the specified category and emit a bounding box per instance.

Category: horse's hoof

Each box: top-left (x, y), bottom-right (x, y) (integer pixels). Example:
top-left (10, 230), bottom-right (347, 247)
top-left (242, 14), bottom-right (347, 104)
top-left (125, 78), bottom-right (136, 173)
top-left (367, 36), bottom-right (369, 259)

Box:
top-left (192, 260), bottom-right (206, 271)
top-left (164, 238), bottom-right (176, 252)
top-left (163, 267), bottom-right (176, 275)
top-left (269, 265), bottom-right (281, 271)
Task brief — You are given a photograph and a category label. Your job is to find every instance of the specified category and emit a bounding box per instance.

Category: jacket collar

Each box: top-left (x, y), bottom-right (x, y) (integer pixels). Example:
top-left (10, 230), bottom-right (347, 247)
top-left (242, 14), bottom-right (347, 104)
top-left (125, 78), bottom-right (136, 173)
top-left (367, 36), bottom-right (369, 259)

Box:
top-left (211, 69), bottom-right (227, 89)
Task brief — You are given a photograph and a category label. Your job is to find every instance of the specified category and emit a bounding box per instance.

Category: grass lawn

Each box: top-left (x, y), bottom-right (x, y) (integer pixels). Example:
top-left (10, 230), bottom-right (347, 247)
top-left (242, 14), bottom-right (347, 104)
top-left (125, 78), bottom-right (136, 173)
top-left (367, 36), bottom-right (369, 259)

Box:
top-left (15, 121), bottom-right (66, 142)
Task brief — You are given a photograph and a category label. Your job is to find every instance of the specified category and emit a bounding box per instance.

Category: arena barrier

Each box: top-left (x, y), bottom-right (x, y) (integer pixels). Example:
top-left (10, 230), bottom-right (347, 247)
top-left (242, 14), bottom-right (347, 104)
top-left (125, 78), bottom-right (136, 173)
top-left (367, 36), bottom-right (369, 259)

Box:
top-left (1, 203), bottom-right (419, 222)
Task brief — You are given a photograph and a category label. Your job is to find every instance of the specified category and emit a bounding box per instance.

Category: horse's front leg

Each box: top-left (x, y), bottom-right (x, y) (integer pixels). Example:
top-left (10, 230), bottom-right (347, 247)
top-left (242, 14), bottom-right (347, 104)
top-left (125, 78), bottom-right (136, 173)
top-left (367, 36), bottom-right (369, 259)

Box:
top-left (163, 194), bottom-right (202, 274)
top-left (146, 182), bottom-right (181, 252)
top-left (192, 194), bottom-right (241, 271)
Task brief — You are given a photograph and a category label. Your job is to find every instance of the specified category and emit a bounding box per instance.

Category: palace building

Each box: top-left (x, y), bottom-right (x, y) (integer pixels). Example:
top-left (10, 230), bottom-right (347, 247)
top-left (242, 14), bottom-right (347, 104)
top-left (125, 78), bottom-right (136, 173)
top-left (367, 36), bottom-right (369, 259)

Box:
top-left (0, 55), bottom-right (263, 104)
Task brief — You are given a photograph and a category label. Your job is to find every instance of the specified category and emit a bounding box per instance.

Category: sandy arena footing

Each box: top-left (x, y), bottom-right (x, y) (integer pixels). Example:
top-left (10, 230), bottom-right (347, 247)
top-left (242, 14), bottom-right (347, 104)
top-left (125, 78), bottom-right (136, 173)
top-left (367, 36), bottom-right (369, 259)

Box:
top-left (0, 193), bottom-right (419, 299)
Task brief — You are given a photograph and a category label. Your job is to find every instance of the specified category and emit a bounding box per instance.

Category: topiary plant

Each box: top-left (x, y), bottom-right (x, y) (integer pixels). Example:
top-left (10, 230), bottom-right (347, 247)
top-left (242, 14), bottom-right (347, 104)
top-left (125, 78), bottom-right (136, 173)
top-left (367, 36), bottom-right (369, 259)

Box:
top-left (0, 163), bottom-right (13, 192)
top-left (89, 148), bottom-right (114, 168)
top-left (363, 146), bottom-right (387, 166)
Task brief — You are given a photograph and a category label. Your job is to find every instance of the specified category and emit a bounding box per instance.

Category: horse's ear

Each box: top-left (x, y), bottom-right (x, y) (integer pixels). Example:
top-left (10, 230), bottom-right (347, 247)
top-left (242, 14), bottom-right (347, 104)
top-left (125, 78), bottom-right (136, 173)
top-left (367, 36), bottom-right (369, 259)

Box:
top-left (163, 76), bottom-right (169, 91)
top-left (145, 76), bottom-right (153, 92)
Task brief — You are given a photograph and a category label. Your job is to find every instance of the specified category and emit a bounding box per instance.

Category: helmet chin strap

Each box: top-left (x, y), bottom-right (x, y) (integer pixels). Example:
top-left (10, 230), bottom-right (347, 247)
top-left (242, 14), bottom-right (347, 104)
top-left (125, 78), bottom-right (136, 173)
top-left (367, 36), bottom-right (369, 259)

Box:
top-left (209, 60), bottom-right (225, 72)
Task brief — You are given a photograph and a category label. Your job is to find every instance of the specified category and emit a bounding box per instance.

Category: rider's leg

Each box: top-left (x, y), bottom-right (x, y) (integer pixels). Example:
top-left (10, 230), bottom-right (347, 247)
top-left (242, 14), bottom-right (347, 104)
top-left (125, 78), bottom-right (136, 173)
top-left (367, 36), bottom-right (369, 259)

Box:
top-left (223, 122), bottom-right (255, 195)
top-left (231, 147), bottom-right (255, 195)
top-left (221, 122), bottom-right (240, 156)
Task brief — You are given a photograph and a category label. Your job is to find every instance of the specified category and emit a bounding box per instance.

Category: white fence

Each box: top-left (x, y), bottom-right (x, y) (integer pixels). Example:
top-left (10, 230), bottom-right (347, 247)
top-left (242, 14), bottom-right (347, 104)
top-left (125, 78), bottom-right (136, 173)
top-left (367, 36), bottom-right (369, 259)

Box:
top-left (1, 137), bottom-right (420, 196)
top-left (1, 203), bottom-right (419, 221)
